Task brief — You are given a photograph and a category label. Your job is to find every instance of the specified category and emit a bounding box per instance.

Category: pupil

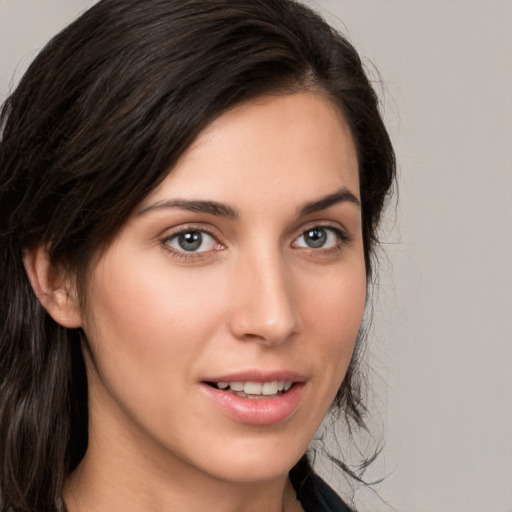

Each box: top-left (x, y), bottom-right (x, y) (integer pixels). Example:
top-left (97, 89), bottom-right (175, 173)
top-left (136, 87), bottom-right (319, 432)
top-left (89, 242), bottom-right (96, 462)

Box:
top-left (178, 231), bottom-right (202, 251)
top-left (305, 229), bottom-right (326, 248)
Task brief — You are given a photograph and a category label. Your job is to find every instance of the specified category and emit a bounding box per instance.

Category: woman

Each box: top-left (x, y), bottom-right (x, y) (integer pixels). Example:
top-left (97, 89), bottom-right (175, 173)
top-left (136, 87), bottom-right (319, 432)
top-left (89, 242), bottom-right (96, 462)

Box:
top-left (0, 1), bottom-right (395, 511)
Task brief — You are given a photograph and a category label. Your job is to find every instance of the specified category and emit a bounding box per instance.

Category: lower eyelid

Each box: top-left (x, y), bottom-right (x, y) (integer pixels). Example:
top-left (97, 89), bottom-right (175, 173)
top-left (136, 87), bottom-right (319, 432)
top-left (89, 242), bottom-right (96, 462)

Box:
top-left (171, 231), bottom-right (216, 251)
top-left (294, 226), bottom-right (350, 248)
top-left (159, 224), bottom-right (350, 258)
top-left (159, 227), bottom-right (224, 256)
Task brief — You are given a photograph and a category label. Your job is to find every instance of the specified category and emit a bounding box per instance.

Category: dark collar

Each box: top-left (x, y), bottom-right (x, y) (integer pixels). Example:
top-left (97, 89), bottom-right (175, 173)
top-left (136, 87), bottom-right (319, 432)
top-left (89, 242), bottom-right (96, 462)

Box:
top-left (289, 455), bottom-right (354, 512)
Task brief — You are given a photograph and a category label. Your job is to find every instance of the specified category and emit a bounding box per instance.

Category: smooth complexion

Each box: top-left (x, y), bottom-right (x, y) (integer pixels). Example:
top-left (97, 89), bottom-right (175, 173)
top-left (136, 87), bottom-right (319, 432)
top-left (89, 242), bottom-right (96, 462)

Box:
top-left (63, 93), bottom-right (366, 512)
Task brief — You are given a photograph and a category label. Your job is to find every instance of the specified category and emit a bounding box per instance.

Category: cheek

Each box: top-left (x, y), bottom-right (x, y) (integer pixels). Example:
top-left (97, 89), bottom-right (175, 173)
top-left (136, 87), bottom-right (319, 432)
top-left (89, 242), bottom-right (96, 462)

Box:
top-left (82, 252), bottom-right (224, 392)
top-left (80, 254), bottom-right (233, 446)
top-left (298, 258), bottom-right (367, 381)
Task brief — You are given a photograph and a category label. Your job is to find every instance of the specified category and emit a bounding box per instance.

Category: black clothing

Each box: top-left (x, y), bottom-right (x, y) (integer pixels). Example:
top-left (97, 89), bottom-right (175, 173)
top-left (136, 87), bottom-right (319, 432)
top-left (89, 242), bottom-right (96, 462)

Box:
top-left (290, 456), bottom-right (354, 512)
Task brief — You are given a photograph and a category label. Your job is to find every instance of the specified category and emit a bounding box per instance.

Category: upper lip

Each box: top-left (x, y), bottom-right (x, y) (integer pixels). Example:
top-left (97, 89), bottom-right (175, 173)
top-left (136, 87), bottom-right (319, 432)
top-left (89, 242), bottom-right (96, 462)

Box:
top-left (201, 370), bottom-right (307, 383)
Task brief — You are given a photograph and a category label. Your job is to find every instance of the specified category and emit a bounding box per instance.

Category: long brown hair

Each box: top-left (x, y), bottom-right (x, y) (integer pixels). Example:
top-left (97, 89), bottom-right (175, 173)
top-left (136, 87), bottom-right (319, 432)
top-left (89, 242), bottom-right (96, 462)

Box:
top-left (0, 0), bottom-right (395, 510)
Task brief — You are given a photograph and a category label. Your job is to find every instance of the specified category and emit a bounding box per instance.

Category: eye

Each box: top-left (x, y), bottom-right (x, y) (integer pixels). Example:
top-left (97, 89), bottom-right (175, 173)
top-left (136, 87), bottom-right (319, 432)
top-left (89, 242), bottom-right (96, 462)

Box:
top-left (294, 226), bottom-right (342, 249)
top-left (164, 230), bottom-right (218, 253)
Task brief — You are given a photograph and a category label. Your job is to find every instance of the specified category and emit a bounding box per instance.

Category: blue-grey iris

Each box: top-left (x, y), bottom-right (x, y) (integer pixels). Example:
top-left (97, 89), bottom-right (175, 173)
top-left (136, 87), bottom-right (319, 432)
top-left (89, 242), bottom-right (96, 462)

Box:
top-left (178, 231), bottom-right (203, 251)
top-left (304, 229), bottom-right (327, 248)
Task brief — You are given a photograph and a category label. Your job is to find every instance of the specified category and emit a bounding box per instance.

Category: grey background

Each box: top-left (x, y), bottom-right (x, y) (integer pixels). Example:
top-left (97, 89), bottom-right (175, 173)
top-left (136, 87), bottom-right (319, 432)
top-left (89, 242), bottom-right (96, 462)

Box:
top-left (1, 1), bottom-right (511, 511)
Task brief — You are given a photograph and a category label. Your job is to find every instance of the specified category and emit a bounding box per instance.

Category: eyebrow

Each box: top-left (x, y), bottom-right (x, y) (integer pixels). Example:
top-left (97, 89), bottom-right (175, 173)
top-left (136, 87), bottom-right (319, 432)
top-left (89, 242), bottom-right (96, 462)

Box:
top-left (138, 199), bottom-right (239, 219)
top-left (138, 187), bottom-right (359, 219)
top-left (299, 187), bottom-right (360, 216)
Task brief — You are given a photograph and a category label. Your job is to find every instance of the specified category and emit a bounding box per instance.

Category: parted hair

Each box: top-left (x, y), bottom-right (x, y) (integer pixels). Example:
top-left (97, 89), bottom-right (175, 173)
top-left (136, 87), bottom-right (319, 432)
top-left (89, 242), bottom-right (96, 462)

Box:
top-left (0, 0), bottom-right (395, 510)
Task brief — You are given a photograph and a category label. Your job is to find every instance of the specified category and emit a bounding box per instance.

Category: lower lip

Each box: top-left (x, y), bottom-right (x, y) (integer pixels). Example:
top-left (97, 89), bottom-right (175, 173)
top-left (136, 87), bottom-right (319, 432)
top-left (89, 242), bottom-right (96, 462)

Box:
top-left (200, 383), bottom-right (304, 426)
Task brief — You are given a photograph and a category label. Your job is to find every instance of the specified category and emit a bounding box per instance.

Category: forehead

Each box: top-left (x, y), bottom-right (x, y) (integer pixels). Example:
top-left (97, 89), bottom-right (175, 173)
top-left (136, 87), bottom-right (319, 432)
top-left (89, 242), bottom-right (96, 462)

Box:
top-left (140, 92), bottom-right (359, 212)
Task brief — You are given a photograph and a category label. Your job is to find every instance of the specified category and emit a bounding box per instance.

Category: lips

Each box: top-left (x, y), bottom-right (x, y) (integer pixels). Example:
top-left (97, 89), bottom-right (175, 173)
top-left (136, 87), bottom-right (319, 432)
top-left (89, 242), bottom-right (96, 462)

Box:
top-left (209, 380), bottom-right (293, 397)
top-left (201, 371), bottom-right (306, 425)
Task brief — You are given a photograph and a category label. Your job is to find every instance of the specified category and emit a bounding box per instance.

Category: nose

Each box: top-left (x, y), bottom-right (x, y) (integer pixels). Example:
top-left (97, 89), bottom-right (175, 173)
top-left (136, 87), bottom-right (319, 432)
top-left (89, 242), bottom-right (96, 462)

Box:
top-left (228, 250), bottom-right (298, 345)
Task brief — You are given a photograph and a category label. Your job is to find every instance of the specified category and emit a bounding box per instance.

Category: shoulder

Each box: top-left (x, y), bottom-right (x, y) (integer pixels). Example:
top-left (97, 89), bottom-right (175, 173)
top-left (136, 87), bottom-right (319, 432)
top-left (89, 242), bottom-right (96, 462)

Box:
top-left (290, 455), bottom-right (355, 512)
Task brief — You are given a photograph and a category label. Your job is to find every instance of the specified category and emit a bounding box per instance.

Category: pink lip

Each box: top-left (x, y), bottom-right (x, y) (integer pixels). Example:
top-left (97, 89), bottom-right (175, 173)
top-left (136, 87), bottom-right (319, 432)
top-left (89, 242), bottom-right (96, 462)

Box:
top-left (199, 370), bottom-right (306, 426)
top-left (201, 382), bottom-right (304, 426)
top-left (202, 370), bottom-right (306, 383)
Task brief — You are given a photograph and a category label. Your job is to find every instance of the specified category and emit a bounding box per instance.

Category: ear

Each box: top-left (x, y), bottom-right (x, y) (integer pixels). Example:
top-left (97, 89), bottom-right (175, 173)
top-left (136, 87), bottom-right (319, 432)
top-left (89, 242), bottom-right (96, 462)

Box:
top-left (23, 246), bottom-right (83, 328)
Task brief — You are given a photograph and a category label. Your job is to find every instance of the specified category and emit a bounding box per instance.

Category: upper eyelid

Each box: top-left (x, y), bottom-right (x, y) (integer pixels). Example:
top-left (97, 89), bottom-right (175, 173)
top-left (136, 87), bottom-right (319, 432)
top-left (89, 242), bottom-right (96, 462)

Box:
top-left (294, 221), bottom-right (351, 239)
top-left (159, 228), bottom-right (223, 260)
top-left (157, 220), bottom-right (351, 244)
top-left (159, 223), bottom-right (221, 240)
top-left (164, 228), bottom-right (216, 242)
top-left (293, 225), bottom-right (349, 245)
top-left (159, 225), bottom-right (225, 254)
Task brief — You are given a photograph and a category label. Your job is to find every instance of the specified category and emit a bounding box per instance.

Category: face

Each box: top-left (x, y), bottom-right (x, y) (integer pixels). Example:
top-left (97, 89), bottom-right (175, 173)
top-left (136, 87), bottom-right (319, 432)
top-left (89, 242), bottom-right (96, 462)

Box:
top-left (79, 92), bottom-right (366, 485)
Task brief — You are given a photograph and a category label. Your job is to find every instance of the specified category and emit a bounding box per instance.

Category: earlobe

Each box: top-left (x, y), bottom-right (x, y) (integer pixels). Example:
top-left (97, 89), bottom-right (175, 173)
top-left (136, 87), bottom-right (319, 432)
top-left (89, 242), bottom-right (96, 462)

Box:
top-left (23, 246), bottom-right (83, 328)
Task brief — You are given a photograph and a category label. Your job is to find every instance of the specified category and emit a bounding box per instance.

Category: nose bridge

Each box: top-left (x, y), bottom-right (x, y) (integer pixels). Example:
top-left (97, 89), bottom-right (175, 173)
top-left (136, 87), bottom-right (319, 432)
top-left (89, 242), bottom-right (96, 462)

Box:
top-left (229, 242), bottom-right (298, 344)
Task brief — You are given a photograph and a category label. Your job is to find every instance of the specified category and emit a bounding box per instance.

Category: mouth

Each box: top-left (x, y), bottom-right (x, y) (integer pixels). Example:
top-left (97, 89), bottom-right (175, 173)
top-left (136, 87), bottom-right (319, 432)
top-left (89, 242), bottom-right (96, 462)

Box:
top-left (201, 371), bottom-right (306, 425)
top-left (206, 380), bottom-right (294, 399)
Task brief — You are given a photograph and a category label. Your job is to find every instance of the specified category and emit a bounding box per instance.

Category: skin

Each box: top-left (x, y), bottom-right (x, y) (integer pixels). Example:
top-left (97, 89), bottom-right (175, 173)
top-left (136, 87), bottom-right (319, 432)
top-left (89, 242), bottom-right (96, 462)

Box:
top-left (59, 92), bottom-right (366, 512)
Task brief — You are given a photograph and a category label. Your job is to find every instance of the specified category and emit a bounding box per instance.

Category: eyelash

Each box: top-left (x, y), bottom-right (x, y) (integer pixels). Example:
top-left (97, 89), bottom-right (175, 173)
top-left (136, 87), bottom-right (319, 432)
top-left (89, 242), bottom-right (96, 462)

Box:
top-left (160, 223), bottom-right (352, 261)
top-left (293, 224), bottom-right (352, 253)
top-left (160, 225), bottom-right (222, 261)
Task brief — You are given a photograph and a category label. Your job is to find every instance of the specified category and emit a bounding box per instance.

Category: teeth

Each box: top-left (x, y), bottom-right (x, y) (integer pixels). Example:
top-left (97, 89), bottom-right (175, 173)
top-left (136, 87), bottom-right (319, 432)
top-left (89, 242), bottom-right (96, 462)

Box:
top-left (215, 380), bottom-right (294, 395)
top-left (229, 381), bottom-right (244, 391)
top-left (261, 381), bottom-right (279, 395)
top-left (244, 382), bottom-right (262, 394)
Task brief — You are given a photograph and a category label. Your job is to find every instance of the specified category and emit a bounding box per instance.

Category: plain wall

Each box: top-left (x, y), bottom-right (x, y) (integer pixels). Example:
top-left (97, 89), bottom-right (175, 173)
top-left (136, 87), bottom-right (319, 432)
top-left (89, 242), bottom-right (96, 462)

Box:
top-left (1, 1), bottom-right (511, 511)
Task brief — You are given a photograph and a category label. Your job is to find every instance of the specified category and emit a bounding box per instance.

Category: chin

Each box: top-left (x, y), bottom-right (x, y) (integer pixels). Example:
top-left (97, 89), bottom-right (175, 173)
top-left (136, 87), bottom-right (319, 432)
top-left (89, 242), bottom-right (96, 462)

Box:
top-left (199, 437), bottom-right (307, 484)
